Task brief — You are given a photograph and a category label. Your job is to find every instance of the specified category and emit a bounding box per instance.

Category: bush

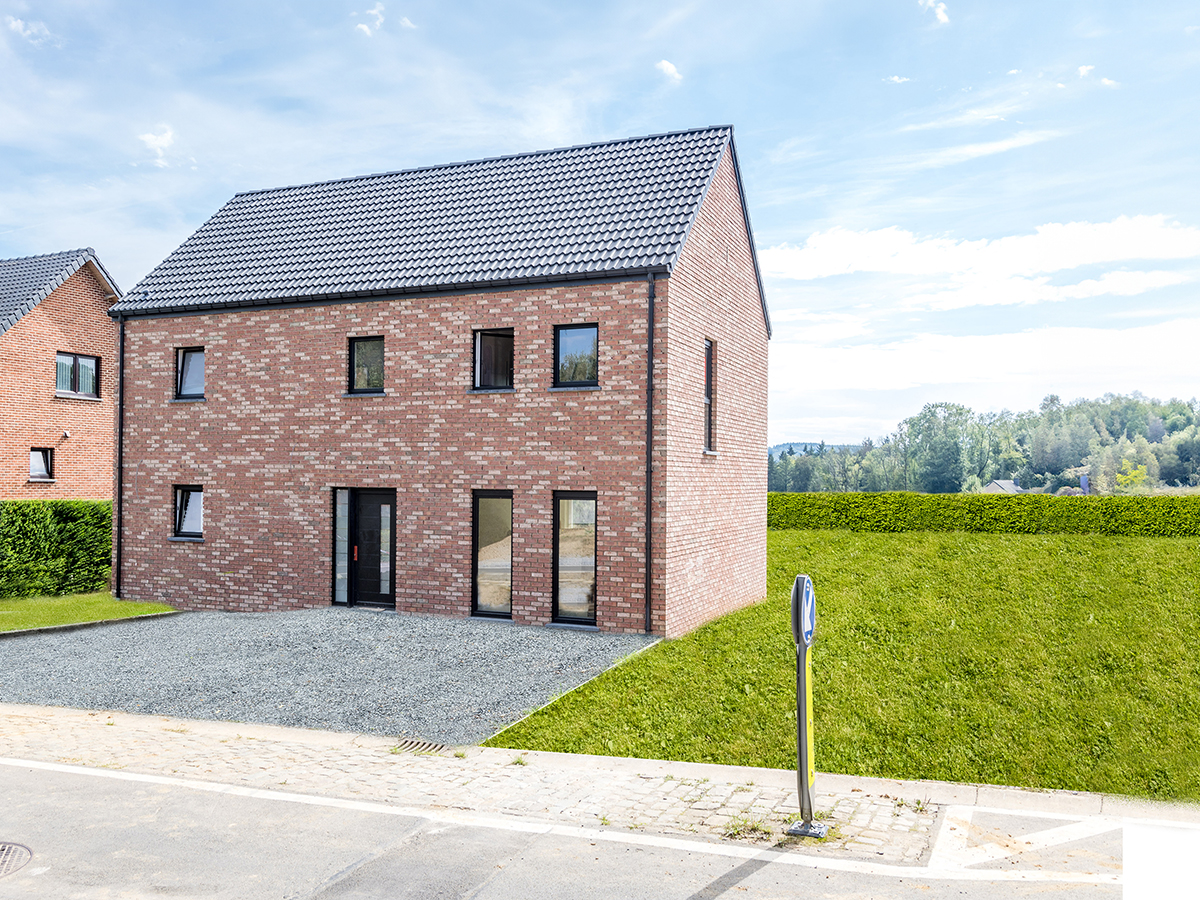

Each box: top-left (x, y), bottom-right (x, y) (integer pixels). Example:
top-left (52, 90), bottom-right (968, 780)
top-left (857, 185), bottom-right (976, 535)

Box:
top-left (767, 491), bottom-right (1200, 537)
top-left (0, 500), bottom-right (112, 597)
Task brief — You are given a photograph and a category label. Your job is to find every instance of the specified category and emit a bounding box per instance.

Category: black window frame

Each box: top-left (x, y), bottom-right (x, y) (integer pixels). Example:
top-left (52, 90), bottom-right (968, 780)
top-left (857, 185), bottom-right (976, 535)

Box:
top-left (29, 448), bottom-right (53, 481)
top-left (553, 324), bottom-right (599, 387)
top-left (704, 339), bottom-right (715, 451)
top-left (347, 336), bottom-right (386, 394)
top-left (473, 328), bottom-right (515, 390)
top-left (55, 352), bottom-right (100, 399)
top-left (175, 347), bottom-right (205, 399)
top-left (552, 490), bottom-right (598, 626)
top-left (472, 489), bottom-right (514, 619)
top-left (173, 484), bottom-right (204, 538)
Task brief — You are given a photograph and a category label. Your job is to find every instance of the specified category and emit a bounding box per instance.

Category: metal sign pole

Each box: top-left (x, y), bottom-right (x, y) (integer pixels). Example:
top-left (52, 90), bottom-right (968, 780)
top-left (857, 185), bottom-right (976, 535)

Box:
top-left (787, 573), bottom-right (827, 838)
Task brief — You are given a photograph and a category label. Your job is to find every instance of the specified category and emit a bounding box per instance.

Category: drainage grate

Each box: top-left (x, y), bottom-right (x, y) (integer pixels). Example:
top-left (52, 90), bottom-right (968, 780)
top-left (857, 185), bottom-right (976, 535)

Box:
top-left (0, 843), bottom-right (31, 878)
top-left (391, 738), bottom-right (450, 754)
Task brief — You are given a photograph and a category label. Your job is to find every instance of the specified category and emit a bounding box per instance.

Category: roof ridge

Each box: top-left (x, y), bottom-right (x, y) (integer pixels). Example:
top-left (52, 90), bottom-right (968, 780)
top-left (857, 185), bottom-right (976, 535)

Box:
top-left (0, 247), bottom-right (94, 265)
top-left (232, 126), bottom-right (734, 198)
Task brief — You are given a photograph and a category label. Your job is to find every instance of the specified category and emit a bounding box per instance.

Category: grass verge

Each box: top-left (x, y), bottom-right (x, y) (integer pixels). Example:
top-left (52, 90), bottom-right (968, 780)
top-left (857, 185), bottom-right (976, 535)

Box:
top-left (0, 591), bottom-right (174, 632)
top-left (486, 529), bottom-right (1200, 801)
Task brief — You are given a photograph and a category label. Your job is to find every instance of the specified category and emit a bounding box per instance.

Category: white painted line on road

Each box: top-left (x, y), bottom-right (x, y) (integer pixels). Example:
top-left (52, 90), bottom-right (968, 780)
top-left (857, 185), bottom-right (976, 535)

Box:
top-left (928, 806), bottom-right (1121, 870)
top-left (0, 756), bottom-right (1119, 885)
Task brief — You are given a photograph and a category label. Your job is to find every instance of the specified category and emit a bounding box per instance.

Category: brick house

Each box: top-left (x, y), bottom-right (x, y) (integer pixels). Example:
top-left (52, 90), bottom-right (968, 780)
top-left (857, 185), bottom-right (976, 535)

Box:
top-left (109, 126), bottom-right (770, 637)
top-left (0, 249), bottom-right (121, 500)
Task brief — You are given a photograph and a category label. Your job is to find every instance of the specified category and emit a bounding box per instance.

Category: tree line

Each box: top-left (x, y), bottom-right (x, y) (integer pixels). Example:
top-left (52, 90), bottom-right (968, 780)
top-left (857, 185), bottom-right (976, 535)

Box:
top-left (769, 393), bottom-right (1200, 495)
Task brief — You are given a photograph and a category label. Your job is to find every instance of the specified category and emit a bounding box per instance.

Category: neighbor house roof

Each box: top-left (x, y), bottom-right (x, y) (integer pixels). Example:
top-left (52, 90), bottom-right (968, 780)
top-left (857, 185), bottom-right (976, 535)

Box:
top-left (0, 248), bottom-right (121, 338)
top-left (110, 126), bottom-right (770, 334)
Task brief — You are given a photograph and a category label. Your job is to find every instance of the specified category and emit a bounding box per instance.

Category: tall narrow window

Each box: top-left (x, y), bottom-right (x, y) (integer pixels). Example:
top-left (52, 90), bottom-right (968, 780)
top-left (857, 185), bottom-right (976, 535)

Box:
top-left (474, 329), bottom-right (514, 389)
top-left (349, 337), bottom-right (385, 393)
top-left (473, 491), bottom-right (513, 617)
top-left (176, 348), bottom-right (205, 399)
top-left (379, 503), bottom-right (391, 595)
top-left (553, 492), bottom-right (597, 624)
top-left (56, 353), bottom-right (100, 398)
top-left (704, 339), bottom-right (715, 451)
top-left (173, 485), bottom-right (204, 538)
top-left (29, 449), bottom-right (53, 481)
top-left (554, 324), bottom-right (598, 386)
top-left (333, 489), bottom-right (349, 604)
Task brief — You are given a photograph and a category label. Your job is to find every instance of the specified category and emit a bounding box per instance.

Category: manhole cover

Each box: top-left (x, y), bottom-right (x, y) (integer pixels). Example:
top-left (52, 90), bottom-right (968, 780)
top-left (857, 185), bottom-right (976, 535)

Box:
top-left (391, 738), bottom-right (450, 754)
top-left (0, 843), bottom-right (32, 878)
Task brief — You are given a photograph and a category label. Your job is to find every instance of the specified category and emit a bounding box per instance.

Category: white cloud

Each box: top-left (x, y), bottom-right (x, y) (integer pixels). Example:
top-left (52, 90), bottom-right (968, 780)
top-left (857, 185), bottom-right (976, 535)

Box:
top-left (5, 16), bottom-right (54, 45)
top-left (399, 16), bottom-right (416, 28)
top-left (1101, 77), bottom-right (1119, 87)
top-left (1078, 65), bottom-right (1094, 77)
top-left (355, 23), bottom-right (372, 36)
top-left (909, 129), bottom-right (1059, 168)
top-left (918, 0), bottom-right (949, 24)
top-left (903, 269), bottom-right (1191, 311)
top-left (356, 3), bottom-right (386, 36)
top-left (1007, 69), bottom-right (1020, 75)
top-left (762, 216), bottom-right (1200, 282)
top-left (1185, 25), bottom-right (1199, 35)
top-left (655, 59), bottom-right (682, 83)
top-left (886, 75), bottom-right (910, 84)
top-left (137, 127), bottom-right (174, 167)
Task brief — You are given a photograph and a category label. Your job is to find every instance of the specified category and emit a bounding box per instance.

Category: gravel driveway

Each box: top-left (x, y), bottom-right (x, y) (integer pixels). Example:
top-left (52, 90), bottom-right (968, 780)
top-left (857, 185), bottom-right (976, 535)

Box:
top-left (0, 608), bottom-right (656, 744)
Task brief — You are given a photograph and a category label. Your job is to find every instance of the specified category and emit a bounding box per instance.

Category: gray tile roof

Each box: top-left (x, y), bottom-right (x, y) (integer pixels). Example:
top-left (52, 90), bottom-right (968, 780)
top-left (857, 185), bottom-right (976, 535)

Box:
top-left (111, 126), bottom-right (767, 330)
top-left (0, 248), bottom-right (121, 338)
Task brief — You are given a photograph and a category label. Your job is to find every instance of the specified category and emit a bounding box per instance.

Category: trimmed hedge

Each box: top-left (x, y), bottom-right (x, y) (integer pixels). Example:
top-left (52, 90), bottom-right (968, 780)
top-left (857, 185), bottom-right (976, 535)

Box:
top-left (0, 500), bottom-right (112, 597)
top-left (767, 491), bottom-right (1200, 537)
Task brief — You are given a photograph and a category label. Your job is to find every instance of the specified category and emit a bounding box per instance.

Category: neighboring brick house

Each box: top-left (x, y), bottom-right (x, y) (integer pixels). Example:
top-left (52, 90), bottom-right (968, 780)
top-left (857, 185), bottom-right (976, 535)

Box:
top-left (0, 250), bottom-right (121, 500)
top-left (109, 126), bottom-right (770, 637)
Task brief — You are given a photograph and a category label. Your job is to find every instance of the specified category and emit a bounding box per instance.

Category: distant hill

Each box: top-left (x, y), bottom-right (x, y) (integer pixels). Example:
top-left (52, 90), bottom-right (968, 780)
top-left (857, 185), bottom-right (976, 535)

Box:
top-left (769, 442), bottom-right (854, 457)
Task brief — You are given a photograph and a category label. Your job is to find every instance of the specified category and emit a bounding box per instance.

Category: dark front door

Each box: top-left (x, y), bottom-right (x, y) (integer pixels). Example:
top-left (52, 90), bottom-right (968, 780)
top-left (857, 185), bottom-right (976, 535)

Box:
top-left (351, 490), bottom-right (395, 607)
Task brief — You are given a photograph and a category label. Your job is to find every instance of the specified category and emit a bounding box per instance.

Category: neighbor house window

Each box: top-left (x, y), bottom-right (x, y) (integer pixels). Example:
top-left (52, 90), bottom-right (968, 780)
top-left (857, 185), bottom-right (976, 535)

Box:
top-left (349, 337), bottom-right (384, 393)
top-left (173, 485), bottom-right (203, 538)
top-left (554, 324), bottom-right (598, 386)
top-left (29, 449), bottom-right (53, 481)
top-left (704, 339), bottom-right (715, 451)
top-left (56, 352), bottom-right (99, 398)
top-left (176, 347), bottom-right (205, 399)
top-left (473, 491), bottom-right (513, 617)
top-left (474, 329), bottom-right (513, 389)
top-left (553, 491), bottom-right (597, 624)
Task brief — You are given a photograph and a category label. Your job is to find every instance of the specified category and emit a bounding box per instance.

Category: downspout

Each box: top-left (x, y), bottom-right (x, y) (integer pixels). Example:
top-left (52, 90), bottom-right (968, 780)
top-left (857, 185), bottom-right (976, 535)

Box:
top-left (643, 273), bottom-right (656, 634)
top-left (114, 314), bottom-right (126, 598)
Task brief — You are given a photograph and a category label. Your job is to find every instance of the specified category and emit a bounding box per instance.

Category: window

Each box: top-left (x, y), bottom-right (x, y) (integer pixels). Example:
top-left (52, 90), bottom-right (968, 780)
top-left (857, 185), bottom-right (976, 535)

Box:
top-left (173, 485), bottom-right (203, 538)
top-left (349, 337), bottom-right (385, 393)
top-left (333, 489), bottom-right (349, 604)
top-left (176, 347), bottom-right (205, 399)
top-left (473, 490), bottom-right (513, 617)
top-left (29, 449), bottom-right (53, 481)
top-left (704, 339), bottom-right (715, 451)
top-left (56, 352), bottom-right (99, 398)
top-left (553, 491), bottom-right (597, 624)
top-left (554, 324), bottom-right (598, 386)
top-left (474, 329), bottom-right (513, 389)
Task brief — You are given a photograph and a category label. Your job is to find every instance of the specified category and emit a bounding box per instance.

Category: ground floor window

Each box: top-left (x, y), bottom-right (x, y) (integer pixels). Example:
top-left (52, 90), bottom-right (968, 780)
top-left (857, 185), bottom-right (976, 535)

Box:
top-left (29, 448), bottom-right (53, 481)
top-left (473, 490), bottom-right (513, 617)
top-left (173, 485), bottom-right (203, 537)
top-left (553, 491), bottom-right (597, 624)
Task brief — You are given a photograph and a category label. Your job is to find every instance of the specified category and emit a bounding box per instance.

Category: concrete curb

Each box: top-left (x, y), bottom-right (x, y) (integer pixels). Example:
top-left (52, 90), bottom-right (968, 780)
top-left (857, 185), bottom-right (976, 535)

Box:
top-left (0, 610), bottom-right (180, 640)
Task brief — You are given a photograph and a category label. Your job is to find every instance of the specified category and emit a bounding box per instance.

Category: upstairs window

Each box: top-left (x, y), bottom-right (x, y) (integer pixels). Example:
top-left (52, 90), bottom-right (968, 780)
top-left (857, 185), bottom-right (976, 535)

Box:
top-left (704, 339), bottom-right (715, 451)
top-left (176, 347), bottom-right (205, 399)
top-left (30, 448), bottom-right (53, 481)
top-left (349, 337), bottom-right (385, 393)
top-left (56, 352), bottom-right (99, 398)
top-left (174, 485), bottom-right (203, 538)
top-left (474, 329), bottom-right (513, 389)
top-left (554, 324), bottom-right (598, 387)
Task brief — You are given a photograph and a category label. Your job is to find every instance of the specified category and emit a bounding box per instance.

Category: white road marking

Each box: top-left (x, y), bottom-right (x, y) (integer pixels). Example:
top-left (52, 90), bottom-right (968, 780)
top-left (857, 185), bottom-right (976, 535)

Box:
top-left (929, 805), bottom-right (1120, 870)
top-left (0, 757), bottom-right (1119, 885)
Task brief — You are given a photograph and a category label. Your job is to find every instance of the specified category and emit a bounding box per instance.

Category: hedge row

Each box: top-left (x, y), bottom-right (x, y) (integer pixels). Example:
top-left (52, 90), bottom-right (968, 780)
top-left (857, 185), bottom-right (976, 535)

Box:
top-left (767, 492), bottom-right (1200, 537)
top-left (0, 500), bottom-right (112, 598)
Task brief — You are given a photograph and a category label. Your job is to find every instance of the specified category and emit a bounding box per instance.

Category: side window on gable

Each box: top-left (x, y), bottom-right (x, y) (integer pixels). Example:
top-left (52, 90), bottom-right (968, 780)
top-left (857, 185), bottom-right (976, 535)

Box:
top-left (176, 347), bottom-right (205, 399)
top-left (56, 352), bottom-right (99, 398)
top-left (349, 337), bottom-right (385, 393)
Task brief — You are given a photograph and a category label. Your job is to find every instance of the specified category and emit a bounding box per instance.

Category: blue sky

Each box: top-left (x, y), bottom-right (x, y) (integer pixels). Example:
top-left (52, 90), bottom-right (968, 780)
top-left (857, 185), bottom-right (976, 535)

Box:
top-left (3, 0), bottom-right (1198, 443)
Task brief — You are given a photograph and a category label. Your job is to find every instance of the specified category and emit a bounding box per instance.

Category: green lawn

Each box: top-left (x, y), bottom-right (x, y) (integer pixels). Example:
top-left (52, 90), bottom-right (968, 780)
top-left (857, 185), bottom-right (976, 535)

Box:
top-left (487, 529), bottom-right (1200, 801)
top-left (0, 591), bottom-right (174, 632)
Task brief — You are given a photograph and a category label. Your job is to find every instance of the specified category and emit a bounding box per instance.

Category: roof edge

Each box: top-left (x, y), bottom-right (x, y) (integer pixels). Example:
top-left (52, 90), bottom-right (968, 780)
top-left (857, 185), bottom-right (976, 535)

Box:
top-left (0, 248), bottom-right (122, 339)
top-left (109, 265), bottom-right (672, 319)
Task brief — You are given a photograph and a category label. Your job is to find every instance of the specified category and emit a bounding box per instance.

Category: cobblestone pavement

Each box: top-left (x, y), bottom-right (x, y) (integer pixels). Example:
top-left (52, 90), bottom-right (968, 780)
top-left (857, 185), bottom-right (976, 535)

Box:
top-left (0, 702), bottom-right (935, 865)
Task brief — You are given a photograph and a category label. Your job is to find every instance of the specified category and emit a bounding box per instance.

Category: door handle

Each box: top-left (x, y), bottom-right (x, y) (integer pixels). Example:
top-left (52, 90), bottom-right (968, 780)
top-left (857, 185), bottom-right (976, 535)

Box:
top-left (353, 546), bottom-right (358, 561)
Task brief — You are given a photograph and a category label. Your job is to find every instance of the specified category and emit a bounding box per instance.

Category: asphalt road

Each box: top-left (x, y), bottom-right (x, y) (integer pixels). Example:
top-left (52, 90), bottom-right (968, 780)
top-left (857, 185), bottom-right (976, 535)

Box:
top-left (0, 762), bottom-right (1121, 900)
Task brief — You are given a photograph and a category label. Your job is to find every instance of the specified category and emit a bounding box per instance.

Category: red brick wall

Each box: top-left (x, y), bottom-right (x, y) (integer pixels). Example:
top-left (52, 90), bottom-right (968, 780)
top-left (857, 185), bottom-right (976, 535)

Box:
top-left (116, 281), bottom-right (668, 631)
top-left (0, 265), bottom-right (117, 500)
top-left (658, 148), bottom-right (770, 637)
